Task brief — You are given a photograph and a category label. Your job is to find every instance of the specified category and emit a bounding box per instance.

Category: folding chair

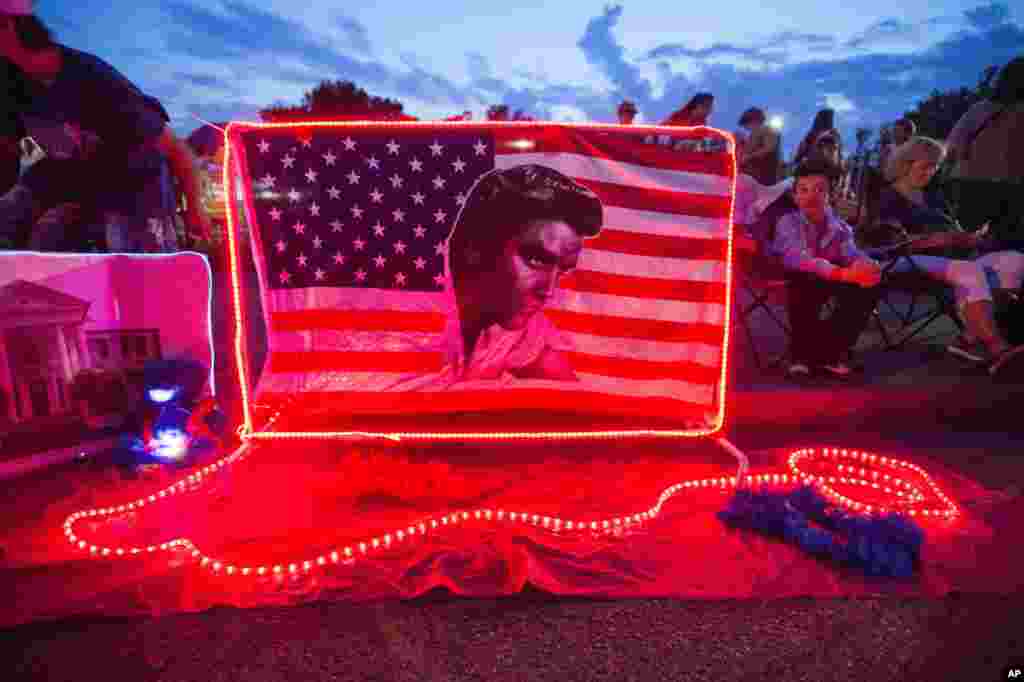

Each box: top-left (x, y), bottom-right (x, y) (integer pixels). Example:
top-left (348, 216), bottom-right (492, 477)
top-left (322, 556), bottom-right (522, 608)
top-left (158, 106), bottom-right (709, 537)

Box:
top-left (733, 233), bottom-right (791, 372)
top-left (868, 250), bottom-right (965, 351)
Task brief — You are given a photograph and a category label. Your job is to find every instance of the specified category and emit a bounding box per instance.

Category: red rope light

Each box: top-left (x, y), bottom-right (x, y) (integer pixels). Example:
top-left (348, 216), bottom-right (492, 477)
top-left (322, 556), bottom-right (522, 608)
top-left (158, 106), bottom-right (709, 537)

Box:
top-left (61, 442), bottom-right (958, 581)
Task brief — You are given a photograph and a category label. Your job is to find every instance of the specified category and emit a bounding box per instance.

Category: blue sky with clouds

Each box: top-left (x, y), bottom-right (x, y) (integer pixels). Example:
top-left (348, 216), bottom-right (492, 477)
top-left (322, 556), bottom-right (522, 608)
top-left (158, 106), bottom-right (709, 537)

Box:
top-left (36, 0), bottom-right (1023, 156)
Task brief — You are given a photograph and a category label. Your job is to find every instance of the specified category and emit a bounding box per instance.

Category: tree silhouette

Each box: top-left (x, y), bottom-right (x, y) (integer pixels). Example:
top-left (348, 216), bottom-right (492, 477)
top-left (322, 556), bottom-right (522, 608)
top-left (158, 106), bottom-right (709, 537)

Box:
top-left (901, 66), bottom-right (999, 140)
top-left (259, 80), bottom-right (412, 123)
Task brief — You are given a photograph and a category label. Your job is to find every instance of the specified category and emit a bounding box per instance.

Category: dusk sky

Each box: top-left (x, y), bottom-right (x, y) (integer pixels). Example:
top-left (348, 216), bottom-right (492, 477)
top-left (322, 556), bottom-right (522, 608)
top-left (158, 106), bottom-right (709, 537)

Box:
top-left (37, 1), bottom-right (1023, 156)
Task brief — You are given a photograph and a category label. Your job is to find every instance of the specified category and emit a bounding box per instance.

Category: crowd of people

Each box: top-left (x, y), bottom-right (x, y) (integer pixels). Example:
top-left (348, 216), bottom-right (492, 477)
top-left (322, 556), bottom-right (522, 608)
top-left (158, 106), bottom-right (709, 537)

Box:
top-left (1, 5), bottom-right (1021, 378)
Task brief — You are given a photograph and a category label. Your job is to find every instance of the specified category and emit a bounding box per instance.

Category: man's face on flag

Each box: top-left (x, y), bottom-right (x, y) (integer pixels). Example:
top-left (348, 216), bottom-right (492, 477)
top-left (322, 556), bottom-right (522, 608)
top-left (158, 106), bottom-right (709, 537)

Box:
top-left (481, 218), bottom-right (583, 330)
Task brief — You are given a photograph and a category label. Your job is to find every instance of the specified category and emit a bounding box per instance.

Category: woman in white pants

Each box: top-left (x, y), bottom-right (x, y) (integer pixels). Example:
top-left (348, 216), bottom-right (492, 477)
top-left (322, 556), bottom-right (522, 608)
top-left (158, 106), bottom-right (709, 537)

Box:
top-left (877, 136), bottom-right (1024, 375)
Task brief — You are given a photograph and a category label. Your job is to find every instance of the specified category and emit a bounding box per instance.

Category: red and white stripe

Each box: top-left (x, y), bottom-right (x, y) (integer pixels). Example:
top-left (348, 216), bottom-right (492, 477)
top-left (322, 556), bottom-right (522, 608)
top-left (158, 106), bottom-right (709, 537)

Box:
top-left (248, 125), bottom-right (733, 422)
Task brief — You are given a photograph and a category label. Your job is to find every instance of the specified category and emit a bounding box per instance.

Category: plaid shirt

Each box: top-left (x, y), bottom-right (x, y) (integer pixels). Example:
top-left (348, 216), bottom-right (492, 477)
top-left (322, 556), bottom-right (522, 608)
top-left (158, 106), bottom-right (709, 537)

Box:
top-left (771, 206), bottom-right (868, 279)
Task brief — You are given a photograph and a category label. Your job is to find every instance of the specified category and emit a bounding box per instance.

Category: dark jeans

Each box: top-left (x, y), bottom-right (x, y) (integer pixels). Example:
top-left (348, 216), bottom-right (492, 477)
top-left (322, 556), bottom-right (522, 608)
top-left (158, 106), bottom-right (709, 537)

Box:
top-left (785, 270), bottom-right (882, 366)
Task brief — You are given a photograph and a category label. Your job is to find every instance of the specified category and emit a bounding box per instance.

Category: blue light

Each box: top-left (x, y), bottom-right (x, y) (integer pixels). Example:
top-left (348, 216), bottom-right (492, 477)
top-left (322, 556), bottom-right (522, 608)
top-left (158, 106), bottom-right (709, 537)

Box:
top-left (149, 429), bottom-right (190, 460)
top-left (148, 387), bottom-right (181, 404)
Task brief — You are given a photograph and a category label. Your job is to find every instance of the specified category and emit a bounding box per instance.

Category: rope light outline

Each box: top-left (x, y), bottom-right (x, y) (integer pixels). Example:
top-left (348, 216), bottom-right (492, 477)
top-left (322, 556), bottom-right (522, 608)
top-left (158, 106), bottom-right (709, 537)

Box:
top-left (62, 438), bottom-right (959, 582)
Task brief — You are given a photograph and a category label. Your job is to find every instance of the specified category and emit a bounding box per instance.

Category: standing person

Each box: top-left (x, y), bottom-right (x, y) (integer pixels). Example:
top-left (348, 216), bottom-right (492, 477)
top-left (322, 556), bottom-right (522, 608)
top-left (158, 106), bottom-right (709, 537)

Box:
top-left (617, 100), bottom-right (637, 125)
top-left (793, 108), bottom-right (841, 167)
top-left (878, 118), bottom-right (916, 174)
top-left (738, 107), bottom-right (781, 185)
top-left (945, 56), bottom-right (1024, 249)
top-left (770, 159), bottom-right (883, 379)
top-left (0, 2), bottom-right (210, 252)
top-left (662, 93), bottom-right (714, 127)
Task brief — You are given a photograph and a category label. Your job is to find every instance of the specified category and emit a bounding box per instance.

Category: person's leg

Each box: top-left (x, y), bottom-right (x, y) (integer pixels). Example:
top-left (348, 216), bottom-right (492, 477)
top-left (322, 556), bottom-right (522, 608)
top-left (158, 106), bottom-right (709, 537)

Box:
top-left (0, 184), bottom-right (41, 249)
top-left (785, 271), bottom-right (834, 367)
top-left (827, 281), bottom-right (883, 363)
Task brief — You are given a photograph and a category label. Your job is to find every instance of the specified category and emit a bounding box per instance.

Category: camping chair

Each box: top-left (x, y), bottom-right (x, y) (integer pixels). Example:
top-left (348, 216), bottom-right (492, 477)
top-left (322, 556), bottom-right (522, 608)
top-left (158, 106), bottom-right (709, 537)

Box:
top-left (854, 173), bottom-right (966, 352)
top-left (733, 232), bottom-right (791, 371)
top-left (866, 249), bottom-right (965, 351)
top-left (732, 189), bottom-right (800, 373)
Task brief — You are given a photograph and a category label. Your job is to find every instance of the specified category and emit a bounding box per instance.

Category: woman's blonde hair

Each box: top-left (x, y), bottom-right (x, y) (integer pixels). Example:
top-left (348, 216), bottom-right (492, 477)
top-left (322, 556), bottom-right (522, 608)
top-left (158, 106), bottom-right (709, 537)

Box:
top-left (883, 135), bottom-right (946, 183)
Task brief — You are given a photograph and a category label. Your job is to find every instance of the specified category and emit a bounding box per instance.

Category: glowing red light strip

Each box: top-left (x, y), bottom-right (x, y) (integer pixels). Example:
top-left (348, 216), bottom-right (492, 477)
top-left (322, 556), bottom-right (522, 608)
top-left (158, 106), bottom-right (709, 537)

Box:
top-left (61, 442), bottom-right (958, 581)
top-left (222, 120), bottom-right (737, 441)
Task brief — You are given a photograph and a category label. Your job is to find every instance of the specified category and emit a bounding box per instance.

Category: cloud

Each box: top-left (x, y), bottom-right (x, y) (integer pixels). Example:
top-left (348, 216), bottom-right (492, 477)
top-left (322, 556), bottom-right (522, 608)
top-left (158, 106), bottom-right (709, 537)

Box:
top-left (845, 19), bottom-right (918, 49)
top-left (572, 2), bottom-right (1023, 155)
top-left (329, 11), bottom-right (373, 54)
top-left (966, 2), bottom-right (1011, 31)
top-left (575, 5), bottom-right (655, 108)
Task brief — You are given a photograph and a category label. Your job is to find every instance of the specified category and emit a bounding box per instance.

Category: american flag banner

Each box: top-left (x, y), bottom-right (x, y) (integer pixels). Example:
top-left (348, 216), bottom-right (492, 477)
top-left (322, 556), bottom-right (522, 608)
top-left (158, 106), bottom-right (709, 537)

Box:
top-left (225, 122), bottom-right (736, 432)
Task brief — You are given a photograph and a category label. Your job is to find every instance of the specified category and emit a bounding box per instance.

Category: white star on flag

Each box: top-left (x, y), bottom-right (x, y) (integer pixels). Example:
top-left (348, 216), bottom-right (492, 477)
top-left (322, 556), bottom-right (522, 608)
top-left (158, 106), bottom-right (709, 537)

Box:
top-left (346, 170), bottom-right (360, 185)
top-left (394, 240), bottom-right (407, 254)
top-left (350, 205), bottom-right (364, 219)
top-left (342, 137), bottom-right (356, 150)
top-left (369, 188), bottom-right (384, 203)
top-left (386, 140), bottom-right (400, 154)
top-left (413, 225), bottom-right (426, 238)
top-left (373, 221), bottom-right (386, 237)
top-left (330, 219), bottom-right (343, 232)
top-left (433, 209), bottom-right (447, 223)
top-left (327, 186), bottom-right (341, 199)
top-left (392, 208), bottom-right (405, 222)
top-left (297, 254), bottom-right (308, 267)
top-left (312, 236), bottom-right (323, 249)
top-left (455, 192), bottom-right (467, 206)
top-left (434, 241), bottom-right (447, 255)
top-left (314, 268), bottom-right (326, 281)
top-left (411, 192), bottom-right (425, 205)
top-left (409, 158), bottom-right (423, 172)
top-left (373, 254), bottom-right (387, 268)
top-left (429, 141), bottom-right (444, 156)
top-left (260, 173), bottom-right (276, 188)
top-left (355, 269), bottom-right (367, 282)
top-left (279, 270), bottom-right (291, 283)
top-left (292, 221), bottom-right (306, 235)
top-left (282, 154), bottom-right (295, 168)
top-left (269, 207), bottom-right (282, 221)
top-left (473, 140), bottom-right (487, 156)
top-left (389, 174), bottom-right (404, 189)
top-left (309, 202), bottom-right (321, 216)
top-left (258, 140), bottom-right (270, 153)
top-left (394, 272), bottom-right (407, 286)
top-left (275, 239), bottom-right (286, 253)
top-left (452, 158), bottom-right (466, 172)
top-left (432, 176), bottom-right (446, 189)
top-left (433, 273), bottom-right (446, 286)
top-left (413, 256), bottom-right (426, 270)
top-left (366, 156), bottom-right (380, 170)
top-left (322, 150), bottom-right (337, 166)
top-left (287, 188), bottom-right (301, 203)
top-left (333, 251), bottom-right (345, 264)
top-left (305, 168), bottom-right (318, 183)
top-left (353, 238), bottom-right (366, 251)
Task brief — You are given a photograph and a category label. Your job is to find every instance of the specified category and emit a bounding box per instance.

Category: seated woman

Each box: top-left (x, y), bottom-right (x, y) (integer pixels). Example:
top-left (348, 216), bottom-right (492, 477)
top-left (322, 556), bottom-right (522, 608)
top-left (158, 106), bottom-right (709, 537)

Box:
top-left (770, 159), bottom-right (883, 379)
top-left (876, 135), bottom-right (1024, 375)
